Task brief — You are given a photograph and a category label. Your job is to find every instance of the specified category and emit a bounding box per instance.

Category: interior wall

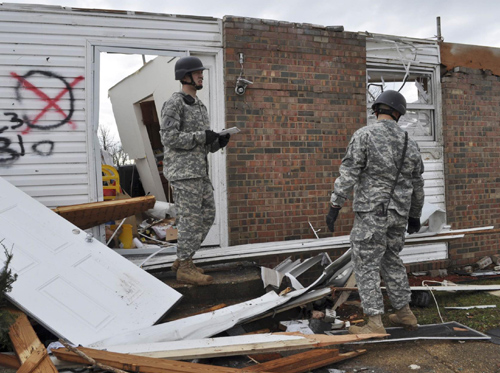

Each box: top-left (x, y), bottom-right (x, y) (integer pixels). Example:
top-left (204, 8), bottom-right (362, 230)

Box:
top-left (223, 16), bottom-right (366, 246)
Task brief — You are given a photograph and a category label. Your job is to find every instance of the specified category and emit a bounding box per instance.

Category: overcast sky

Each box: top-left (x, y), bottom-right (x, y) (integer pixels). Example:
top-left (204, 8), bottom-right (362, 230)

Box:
top-left (10, 0), bottom-right (500, 47)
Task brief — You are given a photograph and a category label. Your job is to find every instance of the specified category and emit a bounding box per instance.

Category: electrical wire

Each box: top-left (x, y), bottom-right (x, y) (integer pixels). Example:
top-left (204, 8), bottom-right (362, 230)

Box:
top-left (421, 280), bottom-right (457, 324)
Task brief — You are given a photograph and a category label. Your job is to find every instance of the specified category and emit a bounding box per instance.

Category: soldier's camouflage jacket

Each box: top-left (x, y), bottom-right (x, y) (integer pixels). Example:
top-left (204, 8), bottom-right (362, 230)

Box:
top-left (331, 119), bottom-right (425, 218)
top-left (160, 92), bottom-right (221, 181)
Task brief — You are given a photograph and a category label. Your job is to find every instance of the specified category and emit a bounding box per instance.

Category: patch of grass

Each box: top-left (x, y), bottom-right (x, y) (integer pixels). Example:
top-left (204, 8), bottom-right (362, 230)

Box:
top-left (382, 278), bottom-right (500, 332)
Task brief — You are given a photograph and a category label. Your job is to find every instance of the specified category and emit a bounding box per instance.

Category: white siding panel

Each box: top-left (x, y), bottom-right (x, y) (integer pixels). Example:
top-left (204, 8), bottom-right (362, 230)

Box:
top-left (34, 194), bottom-right (97, 207)
top-left (3, 174), bottom-right (88, 187)
top-left (0, 4), bottom-right (222, 208)
top-left (0, 55), bottom-right (85, 68)
top-left (0, 23), bottom-right (220, 43)
top-left (401, 243), bottom-right (448, 263)
top-left (0, 131), bottom-right (86, 142)
top-left (21, 184), bottom-right (89, 197)
top-left (0, 45), bottom-right (86, 57)
top-left (0, 66), bottom-right (86, 77)
top-left (3, 164), bottom-right (88, 176)
top-left (0, 4), bottom-right (222, 207)
top-left (5, 153), bottom-right (87, 165)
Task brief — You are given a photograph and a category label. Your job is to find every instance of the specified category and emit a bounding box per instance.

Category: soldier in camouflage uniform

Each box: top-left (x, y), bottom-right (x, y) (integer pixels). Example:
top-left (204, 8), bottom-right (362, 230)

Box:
top-left (326, 90), bottom-right (425, 334)
top-left (160, 56), bottom-right (230, 286)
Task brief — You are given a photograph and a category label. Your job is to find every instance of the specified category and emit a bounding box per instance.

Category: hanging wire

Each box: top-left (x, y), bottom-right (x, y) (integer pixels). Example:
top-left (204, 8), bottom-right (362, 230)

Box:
top-left (421, 280), bottom-right (457, 324)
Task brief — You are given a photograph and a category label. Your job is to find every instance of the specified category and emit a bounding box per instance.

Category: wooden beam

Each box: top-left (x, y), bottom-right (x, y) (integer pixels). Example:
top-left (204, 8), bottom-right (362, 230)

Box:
top-left (52, 195), bottom-right (156, 230)
top-left (52, 346), bottom-right (273, 373)
top-left (96, 333), bottom-right (386, 360)
top-left (333, 272), bottom-right (356, 310)
top-left (7, 310), bottom-right (57, 373)
top-left (16, 345), bottom-right (46, 373)
top-left (245, 349), bottom-right (366, 373)
top-left (0, 353), bottom-right (20, 369)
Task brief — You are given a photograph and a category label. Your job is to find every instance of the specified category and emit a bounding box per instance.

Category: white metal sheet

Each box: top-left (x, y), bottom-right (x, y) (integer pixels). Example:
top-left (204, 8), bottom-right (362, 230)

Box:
top-left (0, 177), bottom-right (182, 346)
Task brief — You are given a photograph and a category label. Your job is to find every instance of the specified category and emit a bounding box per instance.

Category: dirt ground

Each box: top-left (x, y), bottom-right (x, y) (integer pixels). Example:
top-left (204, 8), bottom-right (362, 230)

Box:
top-left (330, 339), bottom-right (500, 373)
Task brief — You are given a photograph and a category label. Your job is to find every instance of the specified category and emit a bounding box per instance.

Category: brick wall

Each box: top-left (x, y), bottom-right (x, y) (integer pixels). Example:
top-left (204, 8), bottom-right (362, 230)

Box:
top-left (223, 17), bottom-right (366, 246)
top-left (441, 66), bottom-right (500, 267)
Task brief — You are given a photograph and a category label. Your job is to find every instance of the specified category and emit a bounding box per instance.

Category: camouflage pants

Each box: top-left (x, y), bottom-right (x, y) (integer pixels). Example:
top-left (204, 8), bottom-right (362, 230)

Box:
top-left (170, 177), bottom-right (216, 260)
top-left (350, 209), bottom-right (412, 316)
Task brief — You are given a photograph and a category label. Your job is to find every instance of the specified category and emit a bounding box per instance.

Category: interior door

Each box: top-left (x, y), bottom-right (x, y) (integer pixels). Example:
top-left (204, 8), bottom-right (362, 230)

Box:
top-left (0, 177), bottom-right (182, 346)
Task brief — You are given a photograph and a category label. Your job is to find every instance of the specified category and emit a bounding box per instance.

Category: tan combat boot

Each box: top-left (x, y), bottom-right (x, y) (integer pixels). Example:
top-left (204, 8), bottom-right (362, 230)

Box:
top-left (348, 314), bottom-right (386, 334)
top-left (389, 304), bottom-right (418, 330)
top-left (176, 259), bottom-right (213, 286)
top-left (172, 259), bottom-right (204, 274)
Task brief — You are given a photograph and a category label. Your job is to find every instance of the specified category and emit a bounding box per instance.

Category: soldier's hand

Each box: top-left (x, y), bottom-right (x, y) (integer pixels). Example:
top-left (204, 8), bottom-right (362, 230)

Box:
top-left (326, 205), bottom-right (341, 232)
top-left (205, 130), bottom-right (219, 145)
top-left (407, 217), bottom-right (421, 234)
top-left (219, 134), bottom-right (230, 148)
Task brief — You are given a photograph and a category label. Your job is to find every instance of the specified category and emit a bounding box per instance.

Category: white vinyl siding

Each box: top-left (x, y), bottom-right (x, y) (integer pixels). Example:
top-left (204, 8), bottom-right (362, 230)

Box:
top-left (0, 4), bottom-right (222, 208)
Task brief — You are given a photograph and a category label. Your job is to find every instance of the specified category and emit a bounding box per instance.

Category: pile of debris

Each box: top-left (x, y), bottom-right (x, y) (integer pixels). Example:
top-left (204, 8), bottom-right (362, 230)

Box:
top-left (0, 178), bottom-right (498, 372)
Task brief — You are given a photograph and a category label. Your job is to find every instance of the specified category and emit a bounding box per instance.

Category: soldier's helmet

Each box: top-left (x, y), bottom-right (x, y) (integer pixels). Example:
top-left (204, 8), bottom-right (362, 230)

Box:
top-left (371, 90), bottom-right (407, 115)
top-left (174, 56), bottom-right (207, 80)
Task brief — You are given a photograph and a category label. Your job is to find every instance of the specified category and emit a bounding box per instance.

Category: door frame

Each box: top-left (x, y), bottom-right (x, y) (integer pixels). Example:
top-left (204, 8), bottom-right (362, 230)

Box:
top-left (85, 40), bottom-right (228, 248)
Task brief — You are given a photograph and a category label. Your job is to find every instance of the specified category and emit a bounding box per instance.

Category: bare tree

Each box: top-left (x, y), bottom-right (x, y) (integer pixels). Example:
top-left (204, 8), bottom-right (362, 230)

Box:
top-left (98, 126), bottom-right (131, 167)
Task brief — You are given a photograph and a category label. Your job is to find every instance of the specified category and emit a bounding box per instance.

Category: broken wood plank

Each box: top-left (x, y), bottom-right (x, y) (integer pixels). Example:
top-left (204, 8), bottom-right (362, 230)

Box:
top-left (0, 353), bottom-right (20, 369)
top-left (7, 310), bottom-right (57, 373)
top-left (246, 353), bottom-right (282, 363)
top-left (52, 195), bottom-right (156, 230)
top-left (16, 345), bottom-right (46, 373)
top-left (52, 346), bottom-right (273, 373)
top-left (244, 349), bottom-right (366, 373)
top-left (96, 333), bottom-right (386, 360)
top-left (333, 272), bottom-right (356, 310)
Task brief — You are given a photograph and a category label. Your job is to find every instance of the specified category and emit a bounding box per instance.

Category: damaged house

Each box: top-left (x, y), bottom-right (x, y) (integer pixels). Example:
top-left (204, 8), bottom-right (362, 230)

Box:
top-left (0, 3), bottom-right (498, 274)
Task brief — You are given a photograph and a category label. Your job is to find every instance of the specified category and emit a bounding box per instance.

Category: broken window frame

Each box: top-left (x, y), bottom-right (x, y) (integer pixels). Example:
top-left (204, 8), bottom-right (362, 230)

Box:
top-left (366, 66), bottom-right (440, 143)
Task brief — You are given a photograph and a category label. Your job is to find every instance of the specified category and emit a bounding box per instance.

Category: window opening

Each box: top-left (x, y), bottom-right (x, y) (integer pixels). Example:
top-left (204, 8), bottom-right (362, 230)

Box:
top-left (367, 68), bottom-right (436, 141)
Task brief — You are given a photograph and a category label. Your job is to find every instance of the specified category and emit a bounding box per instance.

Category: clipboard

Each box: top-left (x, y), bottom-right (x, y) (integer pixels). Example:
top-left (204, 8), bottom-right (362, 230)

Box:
top-left (218, 127), bottom-right (241, 136)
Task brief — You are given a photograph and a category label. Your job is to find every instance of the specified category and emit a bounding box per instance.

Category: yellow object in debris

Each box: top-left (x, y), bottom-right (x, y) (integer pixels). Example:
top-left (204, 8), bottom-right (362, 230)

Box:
top-left (102, 165), bottom-right (121, 200)
top-left (119, 224), bottom-right (133, 249)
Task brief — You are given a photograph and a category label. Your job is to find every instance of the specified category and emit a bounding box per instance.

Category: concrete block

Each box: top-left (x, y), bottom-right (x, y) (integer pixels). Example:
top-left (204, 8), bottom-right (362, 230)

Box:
top-left (476, 256), bottom-right (492, 269)
top-left (323, 308), bottom-right (336, 323)
top-left (492, 254), bottom-right (500, 266)
top-left (463, 266), bottom-right (473, 273)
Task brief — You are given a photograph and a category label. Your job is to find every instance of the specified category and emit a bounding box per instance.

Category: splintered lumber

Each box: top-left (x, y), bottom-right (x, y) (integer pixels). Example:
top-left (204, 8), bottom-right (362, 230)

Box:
top-left (52, 346), bottom-right (273, 373)
top-left (7, 309), bottom-right (57, 373)
top-left (0, 353), bottom-right (20, 369)
top-left (333, 273), bottom-right (356, 310)
top-left (247, 353), bottom-right (283, 363)
top-left (245, 348), bottom-right (366, 373)
top-left (96, 332), bottom-right (386, 360)
top-left (52, 195), bottom-right (156, 230)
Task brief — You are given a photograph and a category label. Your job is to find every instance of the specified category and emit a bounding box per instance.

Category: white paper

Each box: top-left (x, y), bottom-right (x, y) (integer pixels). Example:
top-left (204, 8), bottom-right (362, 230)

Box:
top-left (218, 127), bottom-right (241, 135)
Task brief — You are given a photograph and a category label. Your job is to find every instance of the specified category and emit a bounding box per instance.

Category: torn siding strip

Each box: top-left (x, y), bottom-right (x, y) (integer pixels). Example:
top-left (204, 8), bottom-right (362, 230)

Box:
top-left (366, 33), bottom-right (440, 66)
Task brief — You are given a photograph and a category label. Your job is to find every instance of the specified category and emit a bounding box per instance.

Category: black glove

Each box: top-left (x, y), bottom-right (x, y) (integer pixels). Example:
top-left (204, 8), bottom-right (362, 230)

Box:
top-left (326, 205), bottom-right (341, 232)
top-left (407, 217), bottom-right (421, 234)
top-left (205, 130), bottom-right (219, 145)
top-left (219, 134), bottom-right (230, 148)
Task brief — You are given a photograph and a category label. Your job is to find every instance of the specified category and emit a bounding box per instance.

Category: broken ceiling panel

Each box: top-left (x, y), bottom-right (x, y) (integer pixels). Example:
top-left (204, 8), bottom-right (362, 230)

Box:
top-left (0, 177), bottom-right (182, 346)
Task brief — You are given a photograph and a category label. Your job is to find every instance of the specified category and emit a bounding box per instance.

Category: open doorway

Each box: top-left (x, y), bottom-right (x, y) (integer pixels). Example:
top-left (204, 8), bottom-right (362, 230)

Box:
top-left (92, 47), bottom-right (227, 248)
top-left (98, 52), bottom-right (159, 198)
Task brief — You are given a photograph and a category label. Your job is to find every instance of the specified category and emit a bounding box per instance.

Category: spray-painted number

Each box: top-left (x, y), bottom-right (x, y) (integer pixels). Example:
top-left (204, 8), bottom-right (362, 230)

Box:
top-left (0, 112), bottom-right (55, 164)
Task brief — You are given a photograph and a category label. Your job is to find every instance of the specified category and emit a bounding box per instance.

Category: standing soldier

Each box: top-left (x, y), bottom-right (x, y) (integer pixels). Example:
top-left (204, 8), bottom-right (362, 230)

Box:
top-left (326, 90), bottom-right (425, 333)
top-left (160, 56), bottom-right (230, 286)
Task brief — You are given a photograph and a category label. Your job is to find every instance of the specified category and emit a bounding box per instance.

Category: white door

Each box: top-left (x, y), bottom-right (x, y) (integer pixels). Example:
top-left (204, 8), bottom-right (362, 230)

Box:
top-left (0, 177), bottom-right (182, 346)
